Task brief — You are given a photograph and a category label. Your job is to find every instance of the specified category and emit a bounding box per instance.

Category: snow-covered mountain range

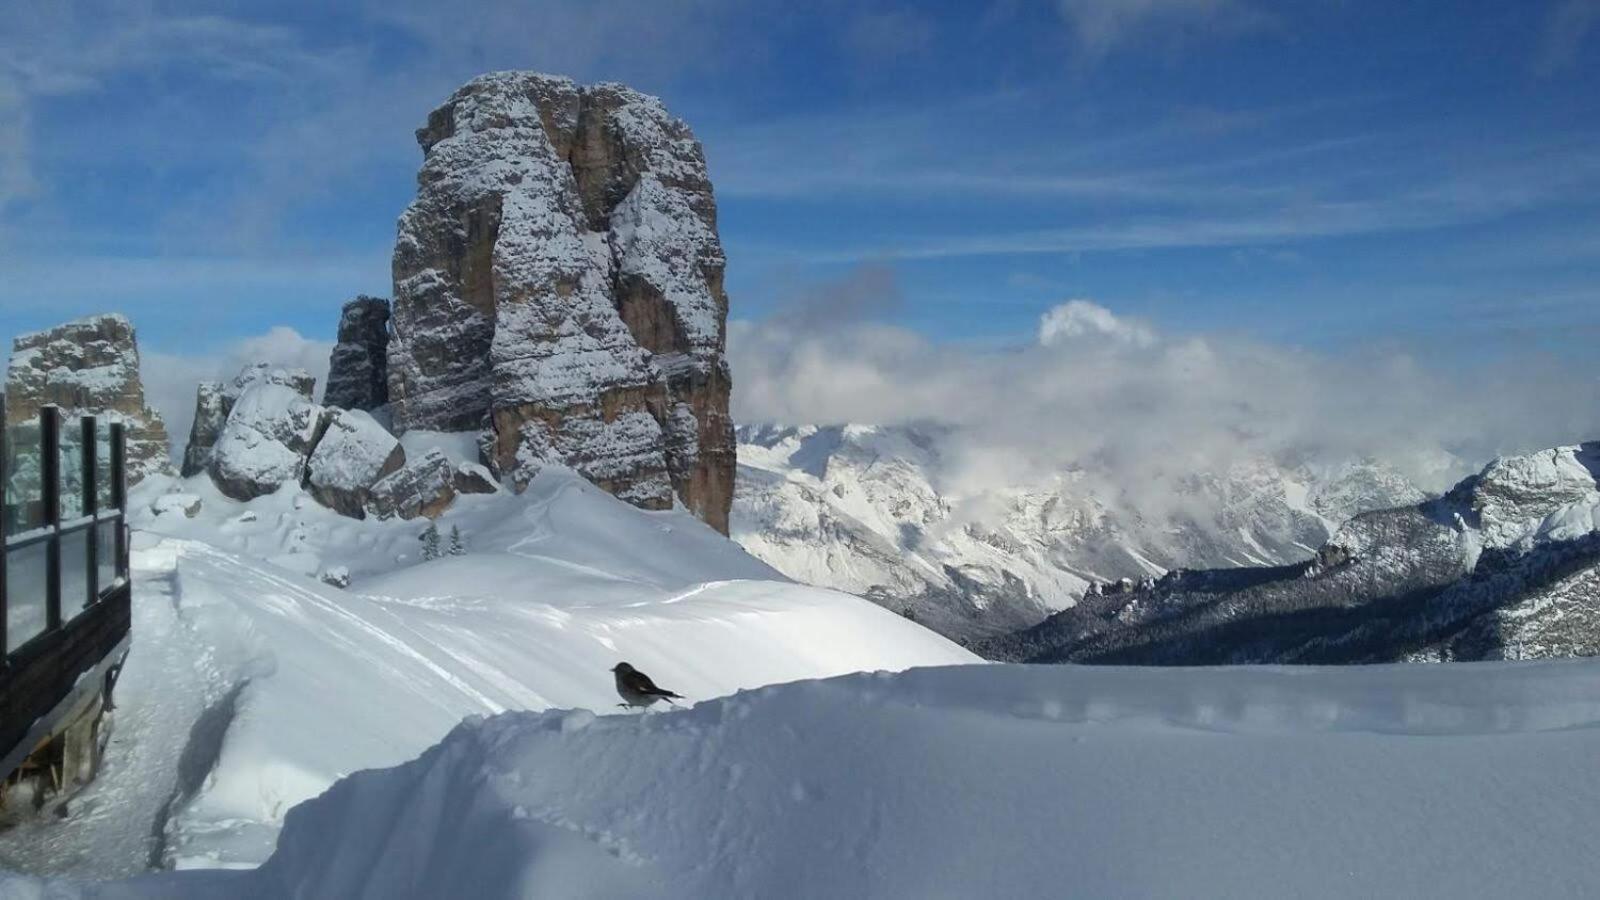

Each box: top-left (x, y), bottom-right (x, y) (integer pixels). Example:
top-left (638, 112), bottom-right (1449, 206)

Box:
top-left (732, 422), bottom-right (1431, 643)
top-left (983, 442), bottom-right (1600, 664)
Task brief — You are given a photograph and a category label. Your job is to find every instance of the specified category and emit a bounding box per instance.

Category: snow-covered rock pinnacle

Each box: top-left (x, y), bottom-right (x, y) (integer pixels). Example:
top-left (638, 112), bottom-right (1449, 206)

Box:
top-left (4, 314), bottom-right (172, 484)
top-left (388, 71), bottom-right (735, 534)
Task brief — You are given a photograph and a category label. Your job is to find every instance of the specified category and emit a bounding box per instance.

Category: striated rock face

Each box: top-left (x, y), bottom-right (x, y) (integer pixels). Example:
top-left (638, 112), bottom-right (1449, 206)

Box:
top-left (181, 382), bottom-right (230, 476)
top-left (324, 297), bottom-right (391, 412)
top-left (388, 71), bottom-right (734, 534)
top-left (5, 314), bottom-right (172, 483)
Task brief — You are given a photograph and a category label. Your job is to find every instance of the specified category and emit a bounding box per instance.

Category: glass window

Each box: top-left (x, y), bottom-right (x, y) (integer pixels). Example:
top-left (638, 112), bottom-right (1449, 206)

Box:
top-left (60, 528), bottom-right (90, 614)
top-left (5, 541), bottom-right (48, 653)
top-left (97, 418), bottom-right (116, 513)
top-left (4, 420), bottom-right (43, 534)
top-left (58, 416), bottom-right (86, 522)
top-left (96, 519), bottom-right (119, 593)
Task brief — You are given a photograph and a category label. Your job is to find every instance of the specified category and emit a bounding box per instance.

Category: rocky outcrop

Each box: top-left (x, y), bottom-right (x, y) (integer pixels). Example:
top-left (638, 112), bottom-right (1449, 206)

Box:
top-left (208, 370), bottom-right (325, 501)
top-left (305, 409), bottom-right (406, 518)
top-left (4, 314), bottom-right (172, 483)
top-left (188, 360), bottom-right (498, 519)
top-left (183, 365), bottom-right (318, 479)
top-left (181, 382), bottom-right (230, 476)
top-left (367, 449), bottom-right (457, 520)
top-left (324, 297), bottom-right (391, 412)
top-left (388, 71), bottom-right (735, 534)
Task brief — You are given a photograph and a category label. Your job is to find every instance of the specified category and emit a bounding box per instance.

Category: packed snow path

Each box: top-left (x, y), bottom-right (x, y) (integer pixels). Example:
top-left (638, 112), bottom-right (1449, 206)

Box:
top-left (0, 549), bottom-right (183, 876)
top-left (7, 661), bottom-right (1600, 898)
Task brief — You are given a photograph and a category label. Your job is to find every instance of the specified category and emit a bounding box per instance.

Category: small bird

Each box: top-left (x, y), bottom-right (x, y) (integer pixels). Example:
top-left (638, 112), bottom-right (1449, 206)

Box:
top-left (611, 662), bottom-right (683, 709)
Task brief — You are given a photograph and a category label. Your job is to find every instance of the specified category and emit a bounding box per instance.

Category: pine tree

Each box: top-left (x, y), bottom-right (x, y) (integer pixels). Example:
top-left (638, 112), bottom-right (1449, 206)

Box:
top-left (448, 524), bottom-right (466, 556)
top-left (420, 522), bottom-right (441, 561)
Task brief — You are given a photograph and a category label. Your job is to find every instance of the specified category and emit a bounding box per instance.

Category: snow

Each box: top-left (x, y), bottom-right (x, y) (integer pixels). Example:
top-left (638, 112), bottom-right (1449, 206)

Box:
top-left (0, 466), bottom-right (973, 876)
top-left (732, 423), bottom-right (1428, 642)
top-left (12, 660), bottom-right (1600, 898)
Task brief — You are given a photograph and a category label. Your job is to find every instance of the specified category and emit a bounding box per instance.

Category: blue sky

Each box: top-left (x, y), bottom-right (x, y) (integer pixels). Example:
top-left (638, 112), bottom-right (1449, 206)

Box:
top-left (0, 0), bottom-right (1597, 372)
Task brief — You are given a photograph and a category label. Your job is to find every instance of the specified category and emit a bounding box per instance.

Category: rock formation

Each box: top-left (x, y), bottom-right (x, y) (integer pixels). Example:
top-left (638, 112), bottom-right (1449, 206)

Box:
top-left (305, 409), bottom-right (405, 517)
top-left (183, 364), bottom-right (317, 478)
top-left (324, 297), bottom-right (391, 412)
top-left (387, 72), bottom-right (735, 534)
top-left (4, 314), bottom-right (172, 484)
top-left (183, 360), bottom-right (500, 519)
top-left (208, 368), bottom-right (326, 501)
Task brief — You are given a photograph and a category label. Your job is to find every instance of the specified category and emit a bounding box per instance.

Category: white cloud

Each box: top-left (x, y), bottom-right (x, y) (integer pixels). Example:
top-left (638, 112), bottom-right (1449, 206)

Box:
top-left (729, 268), bottom-right (1600, 517)
top-left (1038, 300), bottom-right (1155, 347)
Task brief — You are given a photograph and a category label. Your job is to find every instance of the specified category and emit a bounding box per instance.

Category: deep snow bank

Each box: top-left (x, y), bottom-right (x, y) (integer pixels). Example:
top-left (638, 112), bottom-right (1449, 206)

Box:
top-left (0, 469), bottom-right (973, 874)
top-left (15, 660), bottom-right (1600, 898)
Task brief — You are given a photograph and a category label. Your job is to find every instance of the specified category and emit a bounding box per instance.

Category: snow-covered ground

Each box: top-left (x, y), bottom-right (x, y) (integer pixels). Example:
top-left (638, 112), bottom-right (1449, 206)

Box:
top-left (8, 660), bottom-right (1600, 898)
top-left (0, 468), bottom-right (973, 876)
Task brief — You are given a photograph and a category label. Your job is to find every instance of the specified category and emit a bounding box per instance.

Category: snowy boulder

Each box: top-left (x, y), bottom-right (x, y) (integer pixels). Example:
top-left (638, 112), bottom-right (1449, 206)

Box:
top-left (367, 448), bottom-right (457, 519)
top-left (150, 492), bottom-right (203, 518)
top-left (306, 409), bottom-right (406, 518)
top-left (318, 566), bottom-right (351, 589)
top-left (209, 378), bottom-right (324, 501)
top-left (452, 461), bottom-right (498, 495)
top-left (182, 364), bottom-right (319, 477)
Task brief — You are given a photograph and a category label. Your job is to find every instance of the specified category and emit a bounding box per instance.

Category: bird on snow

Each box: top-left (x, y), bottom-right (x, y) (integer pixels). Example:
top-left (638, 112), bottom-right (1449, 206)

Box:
top-left (612, 662), bottom-right (683, 709)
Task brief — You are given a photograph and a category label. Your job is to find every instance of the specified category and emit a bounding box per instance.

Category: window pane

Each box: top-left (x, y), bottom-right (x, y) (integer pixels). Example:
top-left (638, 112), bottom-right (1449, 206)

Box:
top-left (4, 421), bottom-right (43, 533)
top-left (60, 528), bottom-right (89, 614)
top-left (96, 519), bottom-right (118, 593)
top-left (97, 419), bottom-right (116, 512)
top-left (6, 541), bottom-right (48, 653)
top-left (59, 418), bottom-right (86, 521)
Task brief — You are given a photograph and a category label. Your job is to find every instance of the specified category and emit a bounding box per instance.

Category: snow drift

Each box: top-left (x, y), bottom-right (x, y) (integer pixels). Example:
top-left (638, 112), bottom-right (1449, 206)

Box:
top-left (0, 467), bottom-right (973, 877)
top-left (9, 661), bottom-right (1600, 898)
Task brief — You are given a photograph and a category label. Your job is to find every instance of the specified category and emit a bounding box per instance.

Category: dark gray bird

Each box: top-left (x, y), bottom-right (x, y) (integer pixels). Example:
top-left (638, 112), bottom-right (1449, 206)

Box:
top-left (611, 662), bottom-right (683, 708)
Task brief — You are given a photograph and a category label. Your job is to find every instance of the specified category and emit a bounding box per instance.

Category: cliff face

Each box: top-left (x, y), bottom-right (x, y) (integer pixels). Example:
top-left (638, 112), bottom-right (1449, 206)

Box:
top-left (324, 296), bottom-right (391, 412)
top-left (4, 314), bottom-right (172, 484)
top-left (388, 72), bottom-right (734, 533)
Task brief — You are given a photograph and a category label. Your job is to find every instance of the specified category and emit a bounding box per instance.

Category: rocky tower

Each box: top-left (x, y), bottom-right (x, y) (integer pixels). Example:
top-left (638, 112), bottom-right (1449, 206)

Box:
top-left (388, 72), bottom-right (735, 533)
top-left (324, 296), bottom-right (391, 412)
top-left (5, 314), bottom-right (172, 483)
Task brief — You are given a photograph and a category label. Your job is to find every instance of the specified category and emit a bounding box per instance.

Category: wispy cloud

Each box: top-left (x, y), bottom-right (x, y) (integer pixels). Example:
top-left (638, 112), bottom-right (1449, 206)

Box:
top-left (1534, 0), bottom-right (1600, 74)
top-left (730, 269), bottom-right (1600, 516)
top-left (1052, 0), bottom-right (1274, 61)
top-left (840, 8), bottom-right (937, 62)
top-left (778, 141), bottom-right (1600, 263)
